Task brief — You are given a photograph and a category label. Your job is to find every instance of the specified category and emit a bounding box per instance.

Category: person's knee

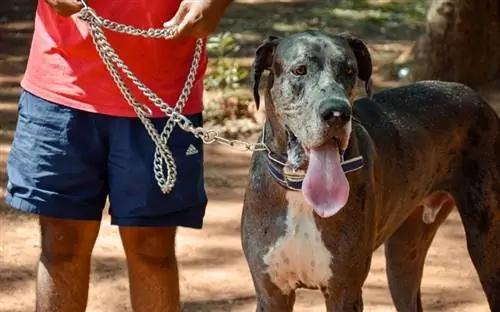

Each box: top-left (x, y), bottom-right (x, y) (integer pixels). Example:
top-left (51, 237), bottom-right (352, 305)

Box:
top-left (119, 226), bottom-right (177, 266)
top-left (39, 216), bottom-right (100, 262)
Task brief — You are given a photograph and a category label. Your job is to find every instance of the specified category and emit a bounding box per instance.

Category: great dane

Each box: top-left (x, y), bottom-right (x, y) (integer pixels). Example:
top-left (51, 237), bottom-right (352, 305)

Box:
top-left (241, 30), bottom-right (500, 311)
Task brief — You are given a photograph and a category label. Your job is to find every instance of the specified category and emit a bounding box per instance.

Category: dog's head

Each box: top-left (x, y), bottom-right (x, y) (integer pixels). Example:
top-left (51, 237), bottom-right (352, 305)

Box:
top-left (251, 31), bottom-right (373, 217)
top-left (251, 30), bottom-right (372, 151)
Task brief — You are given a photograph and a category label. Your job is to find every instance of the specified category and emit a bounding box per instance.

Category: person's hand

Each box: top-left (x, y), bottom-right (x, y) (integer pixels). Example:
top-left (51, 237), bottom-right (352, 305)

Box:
top-left (163, 0), bottom-right (233, 39)
top-left (45, 0), bottom-right (83, 17)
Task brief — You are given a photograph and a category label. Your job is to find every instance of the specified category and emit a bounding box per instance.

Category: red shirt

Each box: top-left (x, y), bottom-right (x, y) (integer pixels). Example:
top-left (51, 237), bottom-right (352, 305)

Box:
top-left (22, 0), bottom-right (207, 117)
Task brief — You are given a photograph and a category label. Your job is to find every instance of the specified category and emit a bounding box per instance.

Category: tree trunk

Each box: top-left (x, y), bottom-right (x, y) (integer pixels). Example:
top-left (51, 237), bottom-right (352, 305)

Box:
top-left (413, 0), bottom-right (500, 88)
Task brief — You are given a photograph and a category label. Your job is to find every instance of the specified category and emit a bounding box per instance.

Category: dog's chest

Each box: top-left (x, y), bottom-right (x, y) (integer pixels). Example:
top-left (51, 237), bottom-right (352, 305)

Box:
top-left (263, 192), bottom-right (333, 294)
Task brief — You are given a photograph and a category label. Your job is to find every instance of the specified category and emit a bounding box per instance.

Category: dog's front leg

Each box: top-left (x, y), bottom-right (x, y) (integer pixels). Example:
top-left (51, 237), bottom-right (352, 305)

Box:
top-left (253, 274), bottom-right (296, 312)
top-left (323, 287), bottom-right (364, 312)
top-left (321, 259), bottom-right (370, 312)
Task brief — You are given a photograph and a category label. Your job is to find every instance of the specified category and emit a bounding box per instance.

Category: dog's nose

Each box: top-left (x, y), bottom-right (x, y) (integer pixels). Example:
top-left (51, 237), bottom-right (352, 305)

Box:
top-left (318, 99), bottom-right (351, 127)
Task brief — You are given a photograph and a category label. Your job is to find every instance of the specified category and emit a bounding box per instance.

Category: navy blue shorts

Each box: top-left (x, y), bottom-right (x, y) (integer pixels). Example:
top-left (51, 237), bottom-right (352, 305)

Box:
top-left (5, 90), bottom-right (207, 228)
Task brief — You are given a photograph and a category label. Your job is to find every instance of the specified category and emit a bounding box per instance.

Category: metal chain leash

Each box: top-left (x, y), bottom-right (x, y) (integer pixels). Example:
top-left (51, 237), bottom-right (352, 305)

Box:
top-left (76, 2), bottom-right (268, 194)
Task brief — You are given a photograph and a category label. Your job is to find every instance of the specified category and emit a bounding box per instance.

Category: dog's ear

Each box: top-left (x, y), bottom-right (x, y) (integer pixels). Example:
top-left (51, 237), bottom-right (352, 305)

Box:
top-left (250, 35), bottom-right (280, 110)
top-left (338, 33), bottom-right (373, 98)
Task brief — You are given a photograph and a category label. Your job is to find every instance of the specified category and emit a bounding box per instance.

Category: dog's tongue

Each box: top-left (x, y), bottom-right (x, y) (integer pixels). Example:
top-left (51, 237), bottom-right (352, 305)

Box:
top-left (302, 142), bottom-right (350, 218)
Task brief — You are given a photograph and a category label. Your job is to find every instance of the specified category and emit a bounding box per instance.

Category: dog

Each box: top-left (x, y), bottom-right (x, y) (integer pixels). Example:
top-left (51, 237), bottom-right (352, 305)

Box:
top-left (241, 30), bottom-right (500, 311)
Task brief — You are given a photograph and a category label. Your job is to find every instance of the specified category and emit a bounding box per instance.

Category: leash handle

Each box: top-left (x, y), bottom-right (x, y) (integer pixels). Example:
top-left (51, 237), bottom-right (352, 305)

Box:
top-left (78, 0), bottom-right (180, 39)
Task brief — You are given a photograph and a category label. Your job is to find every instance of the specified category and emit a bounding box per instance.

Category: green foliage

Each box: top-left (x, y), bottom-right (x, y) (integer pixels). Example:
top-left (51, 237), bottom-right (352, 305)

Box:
top-left (203, 33), bottom-right (257, 138)
top-left (204, 32), bottom-right (249, 92)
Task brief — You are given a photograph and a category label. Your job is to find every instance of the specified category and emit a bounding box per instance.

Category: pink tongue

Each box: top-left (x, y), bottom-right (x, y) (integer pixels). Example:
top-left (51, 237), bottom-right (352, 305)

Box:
top-left (302, 142), bottom-right (350, 218)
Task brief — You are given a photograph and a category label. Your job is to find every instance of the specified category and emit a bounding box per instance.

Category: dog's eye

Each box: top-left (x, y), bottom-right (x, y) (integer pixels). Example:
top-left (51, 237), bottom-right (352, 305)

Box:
top-left (292, 65), bottom-right (307, 76)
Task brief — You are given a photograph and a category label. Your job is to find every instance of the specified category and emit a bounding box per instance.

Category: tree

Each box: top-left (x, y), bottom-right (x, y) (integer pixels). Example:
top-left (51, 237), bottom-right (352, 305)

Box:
top-left (413, 0), bottom-right (500, 88)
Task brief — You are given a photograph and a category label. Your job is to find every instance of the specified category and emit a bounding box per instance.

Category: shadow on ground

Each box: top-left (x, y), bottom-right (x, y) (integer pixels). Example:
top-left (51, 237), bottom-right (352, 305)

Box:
top-left (0, 202), bottom-right (488, 311)
top-left (182, 295), bottom-right (256, 312)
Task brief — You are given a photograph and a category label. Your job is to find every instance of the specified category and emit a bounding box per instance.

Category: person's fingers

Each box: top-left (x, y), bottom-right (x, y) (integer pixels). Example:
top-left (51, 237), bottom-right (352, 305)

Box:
top-left (163, 2), bottom-right (188, 28)
top-left (71, 0), bottom-right (84, 13)
top-left (73, 0), bottom-right (84, 7)
top-left (173, 10), bottom-right (197, 38)
top-left (46, 0), bottom-right (84, 16)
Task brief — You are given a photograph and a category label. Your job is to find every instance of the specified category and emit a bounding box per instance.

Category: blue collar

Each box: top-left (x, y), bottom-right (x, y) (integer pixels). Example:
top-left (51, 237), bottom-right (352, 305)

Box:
top-left (265, 151), bottom-right (364, 191)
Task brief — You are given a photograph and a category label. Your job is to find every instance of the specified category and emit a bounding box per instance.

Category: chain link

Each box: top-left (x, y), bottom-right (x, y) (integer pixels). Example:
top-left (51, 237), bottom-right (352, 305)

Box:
top-left (77, 4), bottom-right (268, 194)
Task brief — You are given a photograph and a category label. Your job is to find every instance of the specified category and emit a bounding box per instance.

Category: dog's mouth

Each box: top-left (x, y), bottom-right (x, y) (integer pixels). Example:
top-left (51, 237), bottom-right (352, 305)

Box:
top-left (301, 136), bottom-right (346, 156)
top-left (284, 131), bottom-right (350, 218)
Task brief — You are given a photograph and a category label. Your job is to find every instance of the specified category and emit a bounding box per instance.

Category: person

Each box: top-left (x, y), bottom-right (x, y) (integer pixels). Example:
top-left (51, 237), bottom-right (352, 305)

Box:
top-left (4, 0), bottom-right (233, 311)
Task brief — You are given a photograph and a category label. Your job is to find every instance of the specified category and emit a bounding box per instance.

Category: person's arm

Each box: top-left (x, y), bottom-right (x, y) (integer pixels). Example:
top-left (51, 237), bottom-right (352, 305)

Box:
top-left (44, 0), bottom-right (83, 16)
top-left (163, 0), bottom-right (234, 39)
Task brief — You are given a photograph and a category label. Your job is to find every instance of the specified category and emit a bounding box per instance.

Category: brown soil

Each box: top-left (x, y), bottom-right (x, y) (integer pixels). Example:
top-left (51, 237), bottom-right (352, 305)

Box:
top-left (1, 0), bottom-right (498, 311)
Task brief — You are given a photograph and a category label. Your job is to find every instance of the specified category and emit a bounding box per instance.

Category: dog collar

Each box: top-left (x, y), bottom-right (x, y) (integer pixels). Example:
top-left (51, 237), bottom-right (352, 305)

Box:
top-left (265, 151), bottom-right (364, 192)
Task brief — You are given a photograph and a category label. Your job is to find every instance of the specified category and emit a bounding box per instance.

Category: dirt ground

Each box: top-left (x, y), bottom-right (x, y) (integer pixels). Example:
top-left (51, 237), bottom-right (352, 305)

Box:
top-left (1, 0), bottom-right (499, 311)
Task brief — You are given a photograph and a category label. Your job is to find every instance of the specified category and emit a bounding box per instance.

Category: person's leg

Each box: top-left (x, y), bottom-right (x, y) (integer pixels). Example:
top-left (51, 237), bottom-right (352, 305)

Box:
top-left (119, 226), bottom-right (179, 312)
top-left (107, 114), bottom-right (207, 312)
top-left (37, 217), bottom-right (100, 311)
top-left (5, 91), bottom-right (108, 312)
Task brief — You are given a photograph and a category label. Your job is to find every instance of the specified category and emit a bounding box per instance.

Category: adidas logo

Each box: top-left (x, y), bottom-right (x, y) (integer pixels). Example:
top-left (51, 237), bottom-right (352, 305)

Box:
top-left (185, 144), bottom-right (199, 156)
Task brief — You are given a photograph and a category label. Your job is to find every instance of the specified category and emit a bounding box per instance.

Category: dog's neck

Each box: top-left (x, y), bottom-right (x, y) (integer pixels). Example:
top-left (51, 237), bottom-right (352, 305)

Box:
top-left (261, 73), bottom-right (288, 154)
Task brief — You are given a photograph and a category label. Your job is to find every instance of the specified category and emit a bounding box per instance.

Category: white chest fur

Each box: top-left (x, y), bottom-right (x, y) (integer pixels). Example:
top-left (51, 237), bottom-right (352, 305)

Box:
top-left (263, 192), bottom-right (333, 294)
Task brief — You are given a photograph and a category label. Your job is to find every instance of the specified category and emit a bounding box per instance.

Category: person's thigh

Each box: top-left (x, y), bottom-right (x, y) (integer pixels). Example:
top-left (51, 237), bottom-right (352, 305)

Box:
top-left (5, 90), bottom-right (108, 220)
top-left (107, 113), bottom-right (207, 228)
